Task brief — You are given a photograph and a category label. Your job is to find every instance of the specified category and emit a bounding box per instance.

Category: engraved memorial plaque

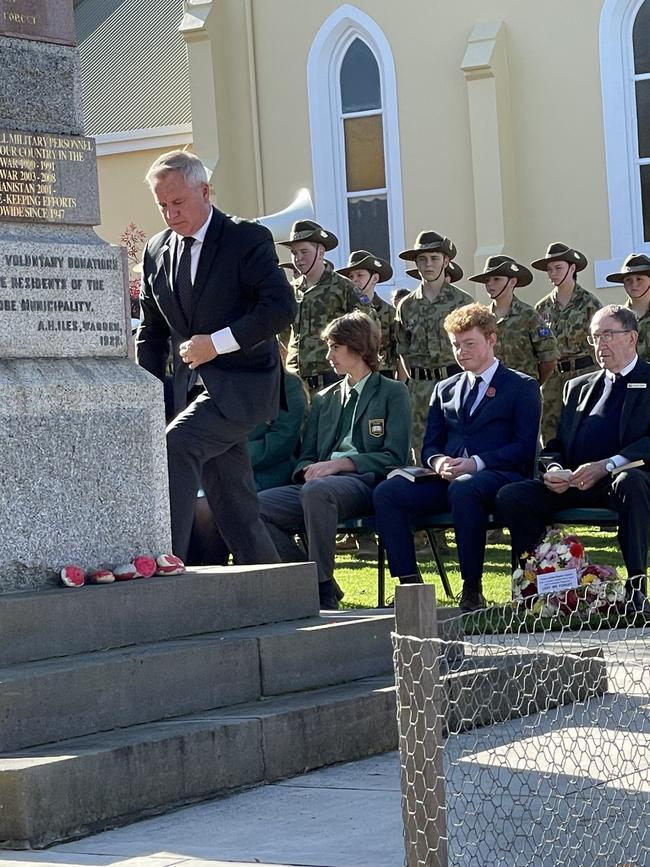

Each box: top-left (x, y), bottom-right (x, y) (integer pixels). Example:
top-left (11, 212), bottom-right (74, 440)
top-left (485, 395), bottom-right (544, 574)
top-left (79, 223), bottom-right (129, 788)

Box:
top-left (0, 0), bottom-right (76, 46)
top-left (0, 129), bottom-right (100, 226)
top-left (0, 241), bottom-right (129, 357)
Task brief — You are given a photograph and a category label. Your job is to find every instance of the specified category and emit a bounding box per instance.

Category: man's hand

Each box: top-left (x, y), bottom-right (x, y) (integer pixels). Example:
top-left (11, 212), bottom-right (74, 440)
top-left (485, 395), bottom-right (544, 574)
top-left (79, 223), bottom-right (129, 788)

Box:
top-left (437, 456), bottom-right (477, 481)
top-left (570, 460), bottom-right (609, 492)
top-left (179, 335), bottom-right (217, 369)
top-left (303, 458), bottom-right (355, 481)
top-left (543, 469), bottom-right (572, 494)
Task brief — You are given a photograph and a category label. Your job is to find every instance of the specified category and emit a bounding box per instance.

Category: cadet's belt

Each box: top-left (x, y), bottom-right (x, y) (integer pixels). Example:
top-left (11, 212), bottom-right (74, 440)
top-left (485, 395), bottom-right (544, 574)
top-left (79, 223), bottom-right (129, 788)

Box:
top-left (556, 355), bottom-right (594, 374)
top-left (306, 371), bottom-right (340, 390)
top-left (410, 364), bottom-right (461, 382)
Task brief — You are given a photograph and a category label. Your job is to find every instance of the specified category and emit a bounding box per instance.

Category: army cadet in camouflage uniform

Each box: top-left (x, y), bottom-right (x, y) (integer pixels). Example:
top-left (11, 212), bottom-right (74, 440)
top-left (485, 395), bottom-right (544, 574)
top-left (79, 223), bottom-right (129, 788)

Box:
top-left (337, 251), bottom-right (399, 377)
top-left (279, 220), bottom-right (370, 396)
top-left (469, 255), bottom-right (559, 382)
top-left (396, 231), bottom-right (472, 460)
top-left (531, 242), bottom-right (601, 443)
top-left (406, 260), bottom-right (464, 292)
top-left (605, 254), bottom-right (650, 361)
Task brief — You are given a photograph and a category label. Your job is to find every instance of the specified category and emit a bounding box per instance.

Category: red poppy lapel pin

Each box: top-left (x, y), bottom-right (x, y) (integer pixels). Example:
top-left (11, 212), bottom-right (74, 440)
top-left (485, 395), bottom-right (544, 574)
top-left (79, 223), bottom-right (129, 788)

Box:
top-left (486, 387), bottom-right (496, 397)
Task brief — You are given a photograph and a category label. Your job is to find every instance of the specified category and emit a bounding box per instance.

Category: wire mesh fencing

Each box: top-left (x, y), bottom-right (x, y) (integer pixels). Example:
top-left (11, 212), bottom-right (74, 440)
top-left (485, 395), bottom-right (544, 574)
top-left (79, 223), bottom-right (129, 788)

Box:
top-left (392, 587), bottom-right (650, 867)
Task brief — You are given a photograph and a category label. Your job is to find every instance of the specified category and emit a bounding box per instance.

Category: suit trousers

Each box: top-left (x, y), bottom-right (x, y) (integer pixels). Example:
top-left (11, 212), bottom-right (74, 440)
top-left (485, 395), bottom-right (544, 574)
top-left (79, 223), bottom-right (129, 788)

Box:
top-left (166, 390), bottom-right (280, 564)
top-left (257, 473), bottom-right (376, 583)
top-left (496, 469), bottom-right (650, 580)
top-left (373, 471), bottom-right (512, 588)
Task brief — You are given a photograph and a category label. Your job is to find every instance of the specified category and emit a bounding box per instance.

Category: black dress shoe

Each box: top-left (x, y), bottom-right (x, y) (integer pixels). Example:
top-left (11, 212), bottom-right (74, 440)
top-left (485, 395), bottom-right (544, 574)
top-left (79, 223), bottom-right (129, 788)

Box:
top-left (332, 577), bottom-right (345, 601)
top-left (319, 580), bottom-right (340, 610)
top-left (398, 573), bottom-right (424, 584)
top-left (459, 586), bottom-right (486, 613)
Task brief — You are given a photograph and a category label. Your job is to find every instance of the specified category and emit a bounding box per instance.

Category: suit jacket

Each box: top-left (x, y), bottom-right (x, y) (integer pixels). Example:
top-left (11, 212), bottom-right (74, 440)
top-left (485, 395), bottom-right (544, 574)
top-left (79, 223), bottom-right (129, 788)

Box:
top-left (544, 357), bottom-right (650, 469)
top-left (135, 206), bottom-right (297, 424)
top-left (294, 372), bottom-right (411, 480)
top-left (422, 362), bottom-right (541, 479)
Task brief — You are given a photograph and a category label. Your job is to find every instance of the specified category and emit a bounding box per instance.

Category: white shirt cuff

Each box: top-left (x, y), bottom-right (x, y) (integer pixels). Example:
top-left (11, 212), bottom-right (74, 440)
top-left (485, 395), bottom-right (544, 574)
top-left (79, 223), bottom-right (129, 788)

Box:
top-left (211, 327), bottom-right (240, 354)
top-left (471, 455), bottom-right (484, 473)
top-left (608, 454), bottom-right (627, 468)
top-left (428, 454), bottom-right (445, 472)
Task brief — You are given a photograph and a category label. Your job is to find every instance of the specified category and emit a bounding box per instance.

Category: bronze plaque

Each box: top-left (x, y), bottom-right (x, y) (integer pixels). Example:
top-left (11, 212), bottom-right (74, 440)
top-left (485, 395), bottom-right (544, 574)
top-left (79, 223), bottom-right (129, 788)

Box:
top-left (0, 0), bottom-right (76, 46)
top-left (0, 129), bottom-right (100, 226)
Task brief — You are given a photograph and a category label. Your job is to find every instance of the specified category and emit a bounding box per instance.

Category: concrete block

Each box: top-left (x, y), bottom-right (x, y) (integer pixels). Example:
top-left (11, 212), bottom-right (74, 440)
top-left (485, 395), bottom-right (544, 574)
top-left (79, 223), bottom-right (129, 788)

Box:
top-left (0, 716), bottom-right (263, 849)
top-left (0, 563), bottom-right (318, 665)
top-left (0, 40), bottom-right (83, 135)
top-left (249, 614), bottom-right (394, 695)
top-left (260, 678), bottom-right (397, 779)
top-left (444, 649), bottom-right (608, 736)
top-left (0, 358), bottom-right (170, 591)
top-left (0, 677), bottom-right (396, 849)
top-left (0, 636), bottom-right (261, 751)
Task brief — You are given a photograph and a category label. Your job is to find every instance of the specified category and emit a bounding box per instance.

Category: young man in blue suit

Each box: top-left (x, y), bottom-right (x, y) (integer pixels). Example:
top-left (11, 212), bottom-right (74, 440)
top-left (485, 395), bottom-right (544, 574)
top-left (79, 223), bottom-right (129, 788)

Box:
top-left (373, 302), bottom-right (542, 612)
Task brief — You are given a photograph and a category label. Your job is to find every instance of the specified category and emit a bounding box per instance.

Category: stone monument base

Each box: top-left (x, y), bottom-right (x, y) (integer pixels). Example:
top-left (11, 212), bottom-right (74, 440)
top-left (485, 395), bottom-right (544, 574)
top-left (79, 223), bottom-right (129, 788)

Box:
top-left (0, 357), bottom-right (171, 591)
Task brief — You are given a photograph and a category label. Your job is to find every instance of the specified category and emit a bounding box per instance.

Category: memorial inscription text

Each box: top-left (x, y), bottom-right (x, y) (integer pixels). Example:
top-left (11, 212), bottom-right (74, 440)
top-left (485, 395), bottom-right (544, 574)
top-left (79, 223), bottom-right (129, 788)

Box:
top-left (0, 130), bottom-right (99, 225)
top-left (0, 0), bottom-right (76, 46)
top-left (0, 243), bottom-right (128, 356)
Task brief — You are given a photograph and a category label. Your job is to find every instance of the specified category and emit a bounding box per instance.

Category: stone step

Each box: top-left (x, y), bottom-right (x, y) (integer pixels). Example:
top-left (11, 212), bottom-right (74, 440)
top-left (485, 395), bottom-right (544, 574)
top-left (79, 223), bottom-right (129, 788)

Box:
top-left (0, 563), bottom-right (318, 666)
top-left (0, 675), bottom-right (398, 850)
top-left (0, 642), bottom-right (608, 850)
top-left (0, 613), bottom-right (395, 752)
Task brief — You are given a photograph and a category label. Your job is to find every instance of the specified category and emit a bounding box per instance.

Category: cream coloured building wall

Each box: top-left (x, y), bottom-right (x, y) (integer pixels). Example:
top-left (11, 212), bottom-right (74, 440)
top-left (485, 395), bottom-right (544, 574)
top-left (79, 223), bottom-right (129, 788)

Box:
top-left (248, 0), bottom-right (615, 304)
top-left (96, 148), bottom-right (172, 245)
top-left (92, 0), bottom-right (630, 306)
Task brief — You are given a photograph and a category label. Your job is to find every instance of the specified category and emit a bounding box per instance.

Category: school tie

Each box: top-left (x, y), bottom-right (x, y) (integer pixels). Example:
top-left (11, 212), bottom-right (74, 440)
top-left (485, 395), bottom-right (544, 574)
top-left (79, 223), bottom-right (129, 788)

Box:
top-left (334, 389), bottom-right (359, 449)
top-left (462, 375), bottom-right (482, 422)
top-left (176, 236), bottom-right (195, 320)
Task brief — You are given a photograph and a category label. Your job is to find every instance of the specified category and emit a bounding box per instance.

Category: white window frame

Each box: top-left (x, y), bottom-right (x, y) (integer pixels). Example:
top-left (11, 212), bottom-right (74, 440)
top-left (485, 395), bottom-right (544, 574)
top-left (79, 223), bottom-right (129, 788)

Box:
top-left (307, 5), bottom-right (405, 287)
top-left (598, 0), bottom-right (650, 284)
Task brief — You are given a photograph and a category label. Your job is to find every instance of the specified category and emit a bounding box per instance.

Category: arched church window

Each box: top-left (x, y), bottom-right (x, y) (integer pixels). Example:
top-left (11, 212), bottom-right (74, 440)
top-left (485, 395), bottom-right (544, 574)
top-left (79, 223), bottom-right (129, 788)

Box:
top-left (340, 38), bottom-right (390, 261)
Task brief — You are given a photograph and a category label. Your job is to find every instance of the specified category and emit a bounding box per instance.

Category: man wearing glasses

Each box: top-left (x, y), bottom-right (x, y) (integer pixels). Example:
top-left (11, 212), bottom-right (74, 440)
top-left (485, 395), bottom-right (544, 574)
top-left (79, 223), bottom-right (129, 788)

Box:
top-left (497, 305), bottom-right (650, 611)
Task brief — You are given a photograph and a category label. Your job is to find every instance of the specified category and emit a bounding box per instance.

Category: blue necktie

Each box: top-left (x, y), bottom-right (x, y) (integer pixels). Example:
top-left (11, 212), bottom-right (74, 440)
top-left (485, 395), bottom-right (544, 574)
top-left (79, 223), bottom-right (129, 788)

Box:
top-left (462, 375), bottom-right (482, 422)
top-left (176, 236), bottom-right (195, 319)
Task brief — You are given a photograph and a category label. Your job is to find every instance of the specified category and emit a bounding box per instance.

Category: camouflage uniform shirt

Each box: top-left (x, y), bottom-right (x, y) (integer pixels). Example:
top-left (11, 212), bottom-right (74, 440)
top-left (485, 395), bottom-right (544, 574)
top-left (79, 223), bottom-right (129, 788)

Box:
top-left (286, 262), bottom-right (370, 378)
top-left (395, 282), bottom-right (474, 370)
top-left (371, 293), bottom-right (399, 373)
top-left (395, 282), bottom-right (473, 460)
top-left (535, 283), bottom-right (601, 444)
top-left (491, 294), bottom-right (560, 379)
top-left (534, 283), bottom-right (601, 363)
top-left (625, 299), bottom-right (650, 362)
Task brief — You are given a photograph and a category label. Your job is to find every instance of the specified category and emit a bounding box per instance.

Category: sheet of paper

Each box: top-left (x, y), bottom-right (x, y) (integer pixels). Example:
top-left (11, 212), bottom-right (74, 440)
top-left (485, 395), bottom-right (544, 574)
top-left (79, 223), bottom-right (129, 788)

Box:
top-left (536, 568), bottom-right (579, 594)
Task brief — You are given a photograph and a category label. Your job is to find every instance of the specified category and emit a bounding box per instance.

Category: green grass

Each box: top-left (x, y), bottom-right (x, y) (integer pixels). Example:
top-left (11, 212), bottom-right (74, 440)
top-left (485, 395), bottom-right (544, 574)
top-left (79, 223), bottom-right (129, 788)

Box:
top-left (334, 526), bottom-right (626, 610)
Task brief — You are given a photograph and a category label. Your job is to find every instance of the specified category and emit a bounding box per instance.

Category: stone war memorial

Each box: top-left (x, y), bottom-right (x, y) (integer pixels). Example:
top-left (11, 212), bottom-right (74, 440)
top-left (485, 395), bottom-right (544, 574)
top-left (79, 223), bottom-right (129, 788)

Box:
top-left (0, 2), bottom-right (401, 851)
top-left (0, 0), bottom-right (171, 589)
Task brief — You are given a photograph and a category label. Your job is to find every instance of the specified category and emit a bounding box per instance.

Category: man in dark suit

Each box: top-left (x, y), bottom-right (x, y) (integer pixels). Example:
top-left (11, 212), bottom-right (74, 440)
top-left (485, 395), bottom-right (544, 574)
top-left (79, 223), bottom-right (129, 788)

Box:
top-left (258, 312), bottom-right (411, 609)
top-left (497, 304), bottom-right (650, 609)
top-left (373, 303), bottom-right (541, 612)
top-left (136, 150), bottom-right (296, 563)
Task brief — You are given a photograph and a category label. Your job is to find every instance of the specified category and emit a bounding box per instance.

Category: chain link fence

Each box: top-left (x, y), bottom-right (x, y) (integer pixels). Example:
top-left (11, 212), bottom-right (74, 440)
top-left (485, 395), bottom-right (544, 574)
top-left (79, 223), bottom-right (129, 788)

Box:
top-left (392, 586), bottom-right (650, 867)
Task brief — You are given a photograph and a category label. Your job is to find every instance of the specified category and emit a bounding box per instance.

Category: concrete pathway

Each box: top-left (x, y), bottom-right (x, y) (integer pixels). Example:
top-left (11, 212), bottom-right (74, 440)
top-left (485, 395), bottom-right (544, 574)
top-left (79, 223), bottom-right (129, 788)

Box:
top-left (1, 626), bottom-right (647, 867)
top-left (0, 753), bottom-right (405, 867)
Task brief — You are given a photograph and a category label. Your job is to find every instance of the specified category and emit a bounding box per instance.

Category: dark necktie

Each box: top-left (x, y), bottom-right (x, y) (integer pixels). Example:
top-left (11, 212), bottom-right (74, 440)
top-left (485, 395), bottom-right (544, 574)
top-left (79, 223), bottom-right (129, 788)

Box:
top-left (176, 236), bottom-right (195, 319)
top-left (333, 389), bottom-right (359, 449)
top-left (462, 375), bottom-right (482, 422)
